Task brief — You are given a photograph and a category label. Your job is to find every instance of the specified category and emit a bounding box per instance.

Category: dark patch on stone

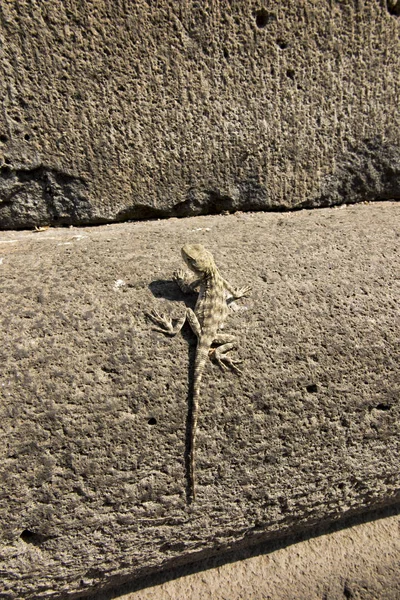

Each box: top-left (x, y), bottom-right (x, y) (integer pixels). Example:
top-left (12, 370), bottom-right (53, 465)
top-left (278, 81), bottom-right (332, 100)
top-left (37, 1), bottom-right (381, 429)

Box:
top-left (0, 164), bottom-right (93, 229)
top-left (254, 9), bottom-right (277, 29)
top-left (115, 203), bottom-right (175, 222)
top-left (306, 384), bottom-right (318, 394)
top-left (383, 0), bottom-right (400, 16)
top-left (343, 580), bottom-right (355, 599)
top-left (117, 180), bottom-right (268, 221)
top-left (85, 568), bottom-right (106, 580)
top-left (20, 529), bottom-right (51, 546)
top-left (307, 138), bottom-right (400, 208)
top-left (277, 38), bottom-right (289, 49)
top-left (374, 403), bottom-right (391, 411)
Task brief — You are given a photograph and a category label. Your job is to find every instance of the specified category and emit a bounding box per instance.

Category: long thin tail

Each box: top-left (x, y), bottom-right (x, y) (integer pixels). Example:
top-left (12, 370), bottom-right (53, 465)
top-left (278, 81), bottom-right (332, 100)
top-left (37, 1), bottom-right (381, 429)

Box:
top-left (189, 341), bottom-right (210, 502)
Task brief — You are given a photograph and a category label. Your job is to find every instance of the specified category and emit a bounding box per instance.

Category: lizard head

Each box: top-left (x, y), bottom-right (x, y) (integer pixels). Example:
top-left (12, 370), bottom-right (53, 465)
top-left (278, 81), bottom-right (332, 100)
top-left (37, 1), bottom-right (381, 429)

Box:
top-left (181, 244), bottom-right (216, 275)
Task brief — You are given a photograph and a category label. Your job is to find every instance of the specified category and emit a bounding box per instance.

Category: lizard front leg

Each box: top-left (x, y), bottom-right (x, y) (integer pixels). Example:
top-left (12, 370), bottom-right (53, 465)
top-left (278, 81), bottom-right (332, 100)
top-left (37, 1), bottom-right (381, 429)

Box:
top-left (222, 278), bottom-right (252, 300)
top-left (174, 269), bottom-right (203, 294)
top-left (146, 310), bottom-right (187, 336)
top-left (147, 306), bottom-right (201, 337)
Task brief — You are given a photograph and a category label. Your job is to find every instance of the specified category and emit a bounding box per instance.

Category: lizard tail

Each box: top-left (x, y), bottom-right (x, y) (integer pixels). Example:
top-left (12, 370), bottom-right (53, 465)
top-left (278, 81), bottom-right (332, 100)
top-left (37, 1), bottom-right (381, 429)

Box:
top-left (189, 341), bottom-right (210, 502)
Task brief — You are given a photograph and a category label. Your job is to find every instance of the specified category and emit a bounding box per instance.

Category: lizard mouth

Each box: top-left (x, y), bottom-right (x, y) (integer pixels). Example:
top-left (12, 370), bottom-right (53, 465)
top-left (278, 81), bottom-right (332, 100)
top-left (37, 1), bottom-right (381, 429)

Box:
top-left (182, 252), bottom-right (200, 274)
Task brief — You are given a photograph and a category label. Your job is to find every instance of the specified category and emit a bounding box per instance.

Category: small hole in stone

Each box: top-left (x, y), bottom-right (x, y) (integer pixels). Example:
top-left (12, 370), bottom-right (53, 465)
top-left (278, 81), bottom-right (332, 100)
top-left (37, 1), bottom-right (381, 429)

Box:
top-left (148, 417), bottom-right (157, 425)
top-left (255, 9), bottom-right (275, 28)
top-left (0, 134), bottom-right (8, 143)
top-left (277, 38), bottom-right (288, 49)
top-left (286, 69), bottom-right (295, 80)
top-left (24, 133), bottom-right (31, 140)
top-left (20, 529), bottom-right (46, 545)
top-left (306, 384), bottom-right (318, 393)
top-left (4, 157), bottom-right (12, 165)
top-left (20, 529), bottom-right (35, 542)
top-left (343, 582), bottom-right (354, 599)
top-left (375, 403), bottom-right (391, 411)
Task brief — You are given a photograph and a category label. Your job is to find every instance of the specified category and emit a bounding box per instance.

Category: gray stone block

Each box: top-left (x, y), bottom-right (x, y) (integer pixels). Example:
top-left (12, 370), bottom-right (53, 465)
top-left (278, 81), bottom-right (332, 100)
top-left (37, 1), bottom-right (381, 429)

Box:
top-left (0, 202), bottom-right (399, 598)
top-left (91, 509), bottom-right (400, 600)
top-left (0, 1), bottom-right (400, 228)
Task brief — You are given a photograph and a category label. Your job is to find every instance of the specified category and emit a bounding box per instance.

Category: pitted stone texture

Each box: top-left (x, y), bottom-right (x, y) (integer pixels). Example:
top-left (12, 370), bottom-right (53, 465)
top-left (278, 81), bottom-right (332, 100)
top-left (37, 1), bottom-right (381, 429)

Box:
top-left (0, 1), bottom-right (400, 228)
top-left (94, 509), bottom-right (400, 600)
top-left (0, 202), bottom-right (399, 599)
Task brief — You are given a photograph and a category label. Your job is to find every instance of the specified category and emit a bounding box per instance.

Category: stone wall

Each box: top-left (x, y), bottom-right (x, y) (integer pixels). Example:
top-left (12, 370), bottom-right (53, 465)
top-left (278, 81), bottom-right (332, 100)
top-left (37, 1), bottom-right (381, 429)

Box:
top-left (0, 0), bottom-right (399, 228)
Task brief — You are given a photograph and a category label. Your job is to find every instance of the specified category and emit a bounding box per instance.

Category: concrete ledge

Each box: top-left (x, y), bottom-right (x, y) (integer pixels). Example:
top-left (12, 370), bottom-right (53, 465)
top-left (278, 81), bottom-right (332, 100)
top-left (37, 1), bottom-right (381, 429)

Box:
top-left (92, 506), bottom-right (400, 600)
top-left (1, 202), bottom-right (399, 598)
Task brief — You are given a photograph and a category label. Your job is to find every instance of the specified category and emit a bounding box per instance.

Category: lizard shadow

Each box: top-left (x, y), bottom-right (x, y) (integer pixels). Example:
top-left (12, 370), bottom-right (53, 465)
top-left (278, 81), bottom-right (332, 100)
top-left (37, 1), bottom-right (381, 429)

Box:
top-left (148, 279), bottom-right (199, 504)
top-left (148, 278), bottom-right (197, 323)
top-left (148, 279), bottom-right (187, 302)
top-left (149, 278), bottom-right (194, 304)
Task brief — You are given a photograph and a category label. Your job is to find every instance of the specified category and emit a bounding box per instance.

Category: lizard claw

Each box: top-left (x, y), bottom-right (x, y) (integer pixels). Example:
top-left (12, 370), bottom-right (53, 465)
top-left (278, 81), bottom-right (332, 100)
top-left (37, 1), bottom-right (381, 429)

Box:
top-left (211, 348), bottom-right (243, 375)
top-left (173, 268), bottom-right (187, 283)
top-left (233, 285), bottom-right (252, 299)
top-left (219, 357), bottom-right (243, 375)
top-left (224, 358), bottom-right (243, 375)
top-left (174, 269), bottom-right (197, 294)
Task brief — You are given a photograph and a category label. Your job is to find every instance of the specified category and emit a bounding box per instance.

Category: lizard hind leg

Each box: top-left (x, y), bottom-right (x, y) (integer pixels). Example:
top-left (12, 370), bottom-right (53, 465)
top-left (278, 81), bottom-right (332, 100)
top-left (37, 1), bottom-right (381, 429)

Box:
top-left (210, 334), bottom-right (243, 374)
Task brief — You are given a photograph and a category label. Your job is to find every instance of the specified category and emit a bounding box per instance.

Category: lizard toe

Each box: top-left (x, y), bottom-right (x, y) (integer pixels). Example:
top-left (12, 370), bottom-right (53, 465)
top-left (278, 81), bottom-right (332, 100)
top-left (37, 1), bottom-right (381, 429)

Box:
top-left (214, 352), bottom-right (243, 375)
top-left (235, 285), bottom-right (252, 298)
top-left (173, 268), bottom-right (187, 281)
top-left (215, 359), bottom-right (229, 372)
top-left (146, 310), bottom-right (175, 333)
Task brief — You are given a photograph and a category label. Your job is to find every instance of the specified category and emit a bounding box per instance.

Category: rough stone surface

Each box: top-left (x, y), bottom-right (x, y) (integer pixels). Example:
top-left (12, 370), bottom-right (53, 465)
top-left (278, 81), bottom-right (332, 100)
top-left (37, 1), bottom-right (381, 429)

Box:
top-left (92, 508), bottom-right (400, 600)
top-left (0, 202), bottom-right (399, 599)
top-left (1, 1), bottom-right (400, 229)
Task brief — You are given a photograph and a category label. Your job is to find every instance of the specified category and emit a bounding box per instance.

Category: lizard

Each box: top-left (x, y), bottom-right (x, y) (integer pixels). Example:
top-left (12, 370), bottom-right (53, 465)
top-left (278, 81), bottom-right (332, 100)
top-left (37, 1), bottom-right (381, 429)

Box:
top-left (147, 243), bottom-right (251, 502)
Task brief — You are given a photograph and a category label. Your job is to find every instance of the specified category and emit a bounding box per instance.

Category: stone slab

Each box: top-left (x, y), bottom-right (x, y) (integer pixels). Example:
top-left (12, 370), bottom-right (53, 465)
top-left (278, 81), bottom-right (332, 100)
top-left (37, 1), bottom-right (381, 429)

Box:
top-left (0, 202), bottom-right (399, 599)
top-left (0, 1), bottom-right (400, 228)
top-left (92, 508), bottom-right (400, 600)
